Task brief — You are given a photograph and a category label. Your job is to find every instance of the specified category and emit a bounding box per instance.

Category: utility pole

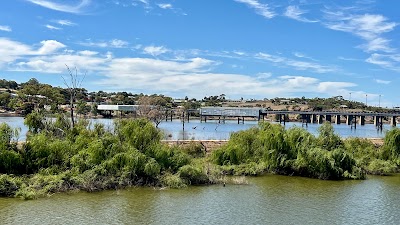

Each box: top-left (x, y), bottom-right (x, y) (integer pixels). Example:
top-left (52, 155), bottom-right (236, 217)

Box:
top-left (379, 94), bottom-right (381, 108)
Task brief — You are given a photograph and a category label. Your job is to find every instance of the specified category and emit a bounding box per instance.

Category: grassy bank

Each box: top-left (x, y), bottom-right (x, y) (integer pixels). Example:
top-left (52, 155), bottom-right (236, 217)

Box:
top-left (212, 122), bottom-right (400, 178)
top-left (1, 112), bottom-right (400, 199)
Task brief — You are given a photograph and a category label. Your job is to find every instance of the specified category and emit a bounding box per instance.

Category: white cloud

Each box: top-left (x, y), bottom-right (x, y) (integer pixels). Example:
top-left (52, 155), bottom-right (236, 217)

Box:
top-left (0, 25), bottom-right (12, 32)
top-left (110, 39), bottom-right (129, 48)
top-left (366, 53), bottom-right (400, 71)
top-left (78, 50), bottom-right (98, 56)
top-left (78, 39), bottom-right (129, 48)
top-left (0, 38), bottom-right (32, 65)
top-left (324, 12), bottom-right (396, 53)
top-left (338, 56), bottom-right (359, 61)
top-left (256, 52), bottom-right (336, 73)
top-left (157, 3), bottom-right (172, 9)
top-left (359, 37), bottom-right (393, 53)
top-left (45, 24), bottom-right (61, 30)
top-left (26, 0), bottom-right (91, 14)
top-left (235, 0), bottom-right (275, 19)
top-left (37, 40), bottom-right (66, 54)
top-left (317, 82), bottom-right (356, 93)
top-left (256, 72), bottom-right (272, 79)
top-left (56, 20), bottom-right (77, 26)
top-left (133, 0), bottom-right (151, 10)
top-left (284, 5), bottom-right (317, 23)
top-left (143, 45), bottom-right (169, 56)
top-left (0, 38), bottom-right (367, 99)
top-left (374, 79), bottom-right (391, 84)
top-left (0, 38), bottom-right (66, 67)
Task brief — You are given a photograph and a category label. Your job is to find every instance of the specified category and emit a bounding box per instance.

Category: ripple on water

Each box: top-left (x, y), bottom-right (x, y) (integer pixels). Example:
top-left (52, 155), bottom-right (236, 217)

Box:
top-left (1, 175), bottom-right (400, 225)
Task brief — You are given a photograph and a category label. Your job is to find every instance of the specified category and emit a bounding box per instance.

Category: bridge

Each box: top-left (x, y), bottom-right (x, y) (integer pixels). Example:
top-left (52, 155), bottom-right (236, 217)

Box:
top-left (200, 107), bottom-right (400, 127)
top-left (97, 105), bottom-right (399, 127)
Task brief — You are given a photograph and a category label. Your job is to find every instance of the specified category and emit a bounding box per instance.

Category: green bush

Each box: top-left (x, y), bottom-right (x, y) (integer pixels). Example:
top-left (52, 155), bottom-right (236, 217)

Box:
top-left (179, 164), bottom-right (209, 184)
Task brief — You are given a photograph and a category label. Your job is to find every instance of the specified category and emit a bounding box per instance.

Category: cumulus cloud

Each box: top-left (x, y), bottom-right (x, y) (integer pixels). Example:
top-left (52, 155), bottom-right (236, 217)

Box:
top-left (0, 38), bottom-right (66, 66)
top-left (37, 40), bottom-right (66, 54)
top-left (234, 0), bottom-right (275, 19)
top-left (0, 37), bottom-right (367, 99)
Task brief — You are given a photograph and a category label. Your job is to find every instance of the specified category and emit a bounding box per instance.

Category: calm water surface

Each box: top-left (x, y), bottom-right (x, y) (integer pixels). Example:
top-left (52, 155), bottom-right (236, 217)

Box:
top-left (0, 116), bottom-right (396, 140)
top-left (0, 175), bottom-right (399, 225)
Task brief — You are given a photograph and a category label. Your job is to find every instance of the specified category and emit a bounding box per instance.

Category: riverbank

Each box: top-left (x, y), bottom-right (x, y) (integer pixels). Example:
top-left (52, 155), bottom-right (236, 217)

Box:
top-left (162, 137), bottom-right (385, 151)
top-left (1, 115), bottom-right (399, 200)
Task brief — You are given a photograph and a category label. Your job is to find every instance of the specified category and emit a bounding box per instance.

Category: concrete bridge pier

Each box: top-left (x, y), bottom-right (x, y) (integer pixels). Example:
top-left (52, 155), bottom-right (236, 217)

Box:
top-left (278, 114), bottom-right (287, 125)
top-left (335, 115), bottom-right (341, 124)
top-left (325, 115), bottom-right (332, 123)
top-left (359, 116), bottom-right (365, 126)
top-left (317, 115), bottom-right (324, 124)
top-left (311, 114), bottom-right (317, 124)
top-left (391, 116), bottom-right (397, 127)
top-left (346, 115), bottom-right (353, 125)
top-left (301, 114), bottom-right (309, 127)
top-left (374, 116), bottom-right (380, 126)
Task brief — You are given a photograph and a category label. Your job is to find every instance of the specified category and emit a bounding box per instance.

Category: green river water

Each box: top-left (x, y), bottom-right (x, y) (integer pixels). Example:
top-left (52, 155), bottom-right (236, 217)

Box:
top-left (1, 175), bottom-right (399, 225)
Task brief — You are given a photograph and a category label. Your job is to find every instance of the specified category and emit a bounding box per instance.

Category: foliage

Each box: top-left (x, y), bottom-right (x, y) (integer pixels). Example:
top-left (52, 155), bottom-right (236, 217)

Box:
top-left (24, 111), bottom-right (45, 134)
top-left (212, 122), bottom-right (367, 180)
top-left (0, 116), bottom-right (203, 198)
top-left (2, 114), bottom-right (400, 199)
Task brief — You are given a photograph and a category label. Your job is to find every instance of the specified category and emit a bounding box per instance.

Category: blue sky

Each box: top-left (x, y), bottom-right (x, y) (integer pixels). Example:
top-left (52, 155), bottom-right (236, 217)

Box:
top-left (1, 0), bottom-right (400, 106)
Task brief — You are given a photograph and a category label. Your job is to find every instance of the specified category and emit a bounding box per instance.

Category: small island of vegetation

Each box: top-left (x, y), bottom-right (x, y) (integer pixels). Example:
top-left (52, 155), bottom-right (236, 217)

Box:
top-left (1, 111), bottom-right (400, 200)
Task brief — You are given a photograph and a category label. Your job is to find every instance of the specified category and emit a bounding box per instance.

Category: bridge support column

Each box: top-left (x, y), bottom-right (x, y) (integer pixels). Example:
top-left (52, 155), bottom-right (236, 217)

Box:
top-left (301, 114), bottom-right (309, 127)
top-left (359, 116), bottom-right (365, 125)
top-left (325, 115), bottom-right (331, 123)
top-left (374, 116), bottom-right (380, 126)
top-left (335, 115), bottom-right (341, 124)
top-left (346, 115), bottom-right (353, 125)
top-left (311, 114), bottom-right (317, 123)
top-left (391, 116), bottom-right (397, 127)
top-left (317, 115), bottom-right (323, 124)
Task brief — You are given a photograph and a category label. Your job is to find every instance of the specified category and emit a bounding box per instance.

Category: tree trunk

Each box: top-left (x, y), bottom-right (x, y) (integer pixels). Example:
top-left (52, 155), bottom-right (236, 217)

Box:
top-left (70, 97), bottom-right (75, 128)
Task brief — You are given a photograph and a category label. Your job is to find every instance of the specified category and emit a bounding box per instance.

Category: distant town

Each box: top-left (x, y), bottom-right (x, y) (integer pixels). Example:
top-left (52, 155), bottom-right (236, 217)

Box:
top-left (0, 78), bottom-right (398, 119)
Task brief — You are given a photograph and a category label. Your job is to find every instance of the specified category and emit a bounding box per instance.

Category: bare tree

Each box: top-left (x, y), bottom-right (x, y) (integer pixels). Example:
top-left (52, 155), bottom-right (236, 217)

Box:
top-left (137, 96), bottom-right (165, 128)
top-left (62, 65), bottom-right (85, 128)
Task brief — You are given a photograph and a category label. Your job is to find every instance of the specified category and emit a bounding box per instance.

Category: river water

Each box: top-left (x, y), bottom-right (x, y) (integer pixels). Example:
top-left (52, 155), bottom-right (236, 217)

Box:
top-left (0, 116), bottom-right (396, 140)
top-left (0, 175), bottom-right (399, 225)
top-left (1, 116), bottom-right (399, 224)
